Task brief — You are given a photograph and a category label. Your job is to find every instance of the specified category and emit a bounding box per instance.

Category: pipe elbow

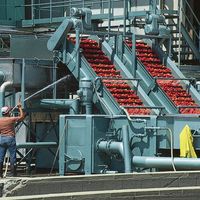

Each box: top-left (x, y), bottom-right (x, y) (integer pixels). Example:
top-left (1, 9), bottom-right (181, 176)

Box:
top-left (0, 81), bottom-right (13, 93)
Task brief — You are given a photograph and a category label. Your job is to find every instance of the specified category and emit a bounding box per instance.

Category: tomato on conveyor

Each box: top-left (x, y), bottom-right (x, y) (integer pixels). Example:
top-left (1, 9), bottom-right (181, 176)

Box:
top-left (69, 37), bottom-right (151, 115)
top-left (125, 40), bottom-right (200, 114)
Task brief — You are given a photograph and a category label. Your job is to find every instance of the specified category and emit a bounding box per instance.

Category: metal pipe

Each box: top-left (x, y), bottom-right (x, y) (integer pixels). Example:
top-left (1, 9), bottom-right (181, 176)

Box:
top-left (108, 0), bottom-right (111, 39)
top-left (52, 59), bottom-right (57, 98)
top-left (149, 0), bottom-right (157, 14)
top-left (0, 81), bottom-right (13, 108)
top-left (132, 156), bottom-right (200, 170)
top-left (120, 106), bottom-right (147, 124)
top-left (97, 137), bottom-right (132, 173)
top-left (31, 0), bottom-right (35, 26)
top-left (85, 103), bottom-right (92, 115)
top-left (0, 81), bottom-right (13, 93)
top-left (122, 125), bottom-right (132, 173)
top-left (50, 0), bottom-right (52, 23)
top-left (178, 0), bottom-right (182, 66)
top-left (21, 58), bottom-right (25, 108)
top-left (75, 26), bottom-right (80, 80)
top-left (123, 0), bottom-right (127, 35)
top-left (70, 99), bottom-right (79, 114)
top-left (39, 99), bottom-right (79, 114)
top-left (97, 140), bottom-right (123, 157)
top-left (131, 32), bottom-right (136, 77)
top-left (145, 126), bottom-right (176, 171)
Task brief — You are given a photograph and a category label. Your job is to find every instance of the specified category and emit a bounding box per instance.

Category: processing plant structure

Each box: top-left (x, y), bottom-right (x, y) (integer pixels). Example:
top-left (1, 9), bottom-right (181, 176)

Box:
top-left (1, 0), bottom-right (200, 180)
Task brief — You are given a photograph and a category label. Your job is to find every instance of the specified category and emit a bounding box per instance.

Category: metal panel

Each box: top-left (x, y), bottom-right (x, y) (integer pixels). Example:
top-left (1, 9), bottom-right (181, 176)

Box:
top-left (0, 0), bottom-right (24, 26)
top-left (35, 122), bottom-right (58, 169)
top-left (0, 58), bottom-right (52, 89)
top-left (10, 36), bottom-right (53, 59)
top-left (59, 114), bottom-right (200, 174)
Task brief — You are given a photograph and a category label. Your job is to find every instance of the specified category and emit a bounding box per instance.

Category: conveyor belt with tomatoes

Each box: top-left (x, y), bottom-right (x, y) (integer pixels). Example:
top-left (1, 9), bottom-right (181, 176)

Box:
top-left (126, 40), bottom-right (200, 114)
top-left (70, 38), bottom-right (150, 115)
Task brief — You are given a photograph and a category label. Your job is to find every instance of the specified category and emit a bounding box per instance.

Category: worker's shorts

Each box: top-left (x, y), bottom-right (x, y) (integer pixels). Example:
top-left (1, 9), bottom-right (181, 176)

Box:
top-left (0, 136), bottom-right (16, 165)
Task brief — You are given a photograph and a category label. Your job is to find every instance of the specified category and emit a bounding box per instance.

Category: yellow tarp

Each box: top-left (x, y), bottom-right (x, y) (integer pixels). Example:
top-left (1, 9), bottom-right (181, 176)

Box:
top-left (180, 124), bottom-right (197, 158)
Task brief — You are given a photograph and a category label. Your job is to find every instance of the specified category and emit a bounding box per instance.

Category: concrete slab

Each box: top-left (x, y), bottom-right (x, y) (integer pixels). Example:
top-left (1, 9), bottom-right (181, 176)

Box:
top-left (1, 171), bottom-right (200, 198)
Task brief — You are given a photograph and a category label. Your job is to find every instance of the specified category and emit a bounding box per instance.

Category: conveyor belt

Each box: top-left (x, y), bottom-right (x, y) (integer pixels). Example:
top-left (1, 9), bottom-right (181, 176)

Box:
top-left (70, 38), bottom-right (150, 115)
top-left (126, 40), bottom-right (200, 114)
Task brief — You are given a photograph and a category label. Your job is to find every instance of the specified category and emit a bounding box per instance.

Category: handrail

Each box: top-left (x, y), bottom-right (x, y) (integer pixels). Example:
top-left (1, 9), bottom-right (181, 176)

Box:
top-left (184, 0), bottom-right (200, 27)
top-left (162, 0), bottom-right (200, 61)
top-left (181, 0), bottom-right (200, 42)
top-left (181, 8), bottom-right (199, 40)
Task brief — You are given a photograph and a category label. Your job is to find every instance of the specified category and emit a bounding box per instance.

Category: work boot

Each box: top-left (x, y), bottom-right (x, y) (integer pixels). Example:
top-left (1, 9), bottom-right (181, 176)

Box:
top-left (10, 164), bottom-right (17, 177)
top-left (0, 163), bottom-right (3, 178)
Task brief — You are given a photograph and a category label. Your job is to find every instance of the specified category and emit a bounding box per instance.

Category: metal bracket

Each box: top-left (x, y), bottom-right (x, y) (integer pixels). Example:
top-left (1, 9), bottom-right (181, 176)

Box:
top-left (147, 78), bottom-right (157, 95)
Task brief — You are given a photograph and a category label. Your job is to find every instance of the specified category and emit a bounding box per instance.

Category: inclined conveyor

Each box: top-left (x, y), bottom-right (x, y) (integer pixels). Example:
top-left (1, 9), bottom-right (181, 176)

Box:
top-left (123, 39), bottom-right (200, 114)
top-left (66, 37), bottom-right (160, 115)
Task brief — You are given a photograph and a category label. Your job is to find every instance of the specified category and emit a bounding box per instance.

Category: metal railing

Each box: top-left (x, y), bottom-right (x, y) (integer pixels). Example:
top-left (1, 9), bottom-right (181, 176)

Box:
top-left (181, 0), bottom-right (200, 49)
top-left (161, 0), bottom-right (200, 63)
top-left (22, 0), bottom-right (118, 21)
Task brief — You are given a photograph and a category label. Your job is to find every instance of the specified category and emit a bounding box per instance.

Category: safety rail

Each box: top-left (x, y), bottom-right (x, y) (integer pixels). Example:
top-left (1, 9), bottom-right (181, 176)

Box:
top-left (20, 0), bottom-right (120, 27)
top-left (161, 0), bottom-right (200, 63)
top-left (19, 0), bottom-right (150, 30)
top-left (181, 0), bottom-right (200, 47)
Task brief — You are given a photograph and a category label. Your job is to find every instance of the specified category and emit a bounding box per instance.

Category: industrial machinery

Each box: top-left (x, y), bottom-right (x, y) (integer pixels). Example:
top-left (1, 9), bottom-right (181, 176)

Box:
top-left (1, 0), bottom-right (200, 176)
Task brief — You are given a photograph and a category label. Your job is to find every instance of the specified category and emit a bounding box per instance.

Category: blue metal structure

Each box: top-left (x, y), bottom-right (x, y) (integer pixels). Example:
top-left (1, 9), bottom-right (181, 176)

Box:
top-left (1, 0), bottom-right (200, 176)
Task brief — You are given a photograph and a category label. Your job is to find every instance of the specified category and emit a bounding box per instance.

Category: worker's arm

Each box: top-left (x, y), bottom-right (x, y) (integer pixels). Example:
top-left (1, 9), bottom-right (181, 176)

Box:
top-left (17, 103), bottom-right (25, 121)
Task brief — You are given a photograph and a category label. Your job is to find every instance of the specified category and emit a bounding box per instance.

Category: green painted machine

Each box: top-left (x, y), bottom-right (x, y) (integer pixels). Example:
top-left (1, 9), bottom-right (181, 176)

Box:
top-left (1, 0), bottom-right (200, 176)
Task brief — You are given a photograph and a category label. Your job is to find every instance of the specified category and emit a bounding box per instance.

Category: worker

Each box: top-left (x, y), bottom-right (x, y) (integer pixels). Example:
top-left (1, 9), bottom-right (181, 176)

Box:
top-left (0, 102), bottom-right (25, 177)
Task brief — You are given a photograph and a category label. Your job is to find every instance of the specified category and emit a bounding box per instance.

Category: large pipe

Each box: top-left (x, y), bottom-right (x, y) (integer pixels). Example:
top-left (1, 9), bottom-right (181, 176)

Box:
top-left (0, 81), bottom-right (13, 116)
top-left (122, 125), bottom-right (132, 173)
top-left (21, 58), bottom-right (25, 107)
top-left (97, 140), bottom-right (123, 157)
top-left (97, 131), bottom-right (132, 173)
top-left (75, 25), bottom-right (80, 80)
top-left (133, 156), bottom-right (200, 170)
top-left (39, 99), bottom-right (79, 114)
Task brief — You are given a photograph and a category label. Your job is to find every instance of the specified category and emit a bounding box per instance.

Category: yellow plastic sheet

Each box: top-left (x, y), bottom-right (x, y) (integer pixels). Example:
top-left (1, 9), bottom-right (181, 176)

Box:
top-left (180, 125), bottom-right (197, 158)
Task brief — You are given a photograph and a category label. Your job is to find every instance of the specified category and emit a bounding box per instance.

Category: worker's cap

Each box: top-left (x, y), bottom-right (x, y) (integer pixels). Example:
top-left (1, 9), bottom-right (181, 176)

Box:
top-left (1, 106), bottom-right (12, 115)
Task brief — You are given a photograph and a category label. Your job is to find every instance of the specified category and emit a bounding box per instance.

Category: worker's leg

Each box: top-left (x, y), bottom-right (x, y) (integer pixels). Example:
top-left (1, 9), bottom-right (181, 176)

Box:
top-left (0, 136), bottom-right (8, 177)
top-left (7, 136), bottom-right (17, 176)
